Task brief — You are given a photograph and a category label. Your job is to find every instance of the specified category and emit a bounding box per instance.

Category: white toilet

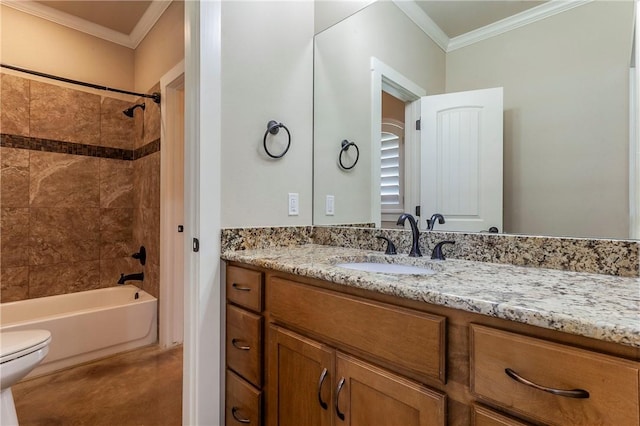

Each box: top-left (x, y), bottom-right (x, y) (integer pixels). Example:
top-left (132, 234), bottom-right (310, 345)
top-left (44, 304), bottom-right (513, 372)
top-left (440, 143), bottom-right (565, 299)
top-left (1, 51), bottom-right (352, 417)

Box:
top-left (1, 330), bottom-right (52, 426)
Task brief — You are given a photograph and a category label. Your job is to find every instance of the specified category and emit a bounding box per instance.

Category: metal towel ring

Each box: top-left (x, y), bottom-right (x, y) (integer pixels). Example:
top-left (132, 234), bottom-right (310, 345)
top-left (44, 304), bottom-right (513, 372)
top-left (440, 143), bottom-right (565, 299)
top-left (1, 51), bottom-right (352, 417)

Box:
top-left (263, 120), bottom-right (291, 159)
top-left (339, 140), bottom-right (359, 170)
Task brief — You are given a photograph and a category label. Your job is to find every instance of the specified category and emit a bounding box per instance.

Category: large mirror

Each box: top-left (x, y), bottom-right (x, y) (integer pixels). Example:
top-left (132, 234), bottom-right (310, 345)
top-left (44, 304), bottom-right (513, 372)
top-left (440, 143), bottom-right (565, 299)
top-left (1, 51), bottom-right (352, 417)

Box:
top-left (313, 0), bottom-right (638, 240)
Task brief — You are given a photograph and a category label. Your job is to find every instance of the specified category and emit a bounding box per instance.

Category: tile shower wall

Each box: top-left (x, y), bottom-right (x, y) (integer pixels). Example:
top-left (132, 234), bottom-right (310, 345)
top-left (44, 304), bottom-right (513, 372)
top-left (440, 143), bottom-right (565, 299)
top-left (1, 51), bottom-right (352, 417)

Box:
top-left (0, 73), bottom-right (161, 302)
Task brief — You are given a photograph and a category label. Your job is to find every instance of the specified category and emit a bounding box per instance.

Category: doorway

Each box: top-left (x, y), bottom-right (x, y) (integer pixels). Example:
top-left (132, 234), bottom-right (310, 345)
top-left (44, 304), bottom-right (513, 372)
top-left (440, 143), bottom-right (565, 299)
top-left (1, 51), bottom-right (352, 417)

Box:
top-left (160, 61), bottom-right (185, 348)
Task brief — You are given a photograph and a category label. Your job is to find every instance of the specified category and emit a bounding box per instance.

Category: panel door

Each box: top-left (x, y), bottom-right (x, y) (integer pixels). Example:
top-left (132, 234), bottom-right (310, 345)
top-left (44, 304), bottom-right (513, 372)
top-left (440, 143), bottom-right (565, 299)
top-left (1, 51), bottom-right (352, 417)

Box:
top-left (267, 325), bottom-right (334, 426)
top-left (421, 87), bottom-right (503, 232)
top-left (335, 352), bottom-right (446, 426)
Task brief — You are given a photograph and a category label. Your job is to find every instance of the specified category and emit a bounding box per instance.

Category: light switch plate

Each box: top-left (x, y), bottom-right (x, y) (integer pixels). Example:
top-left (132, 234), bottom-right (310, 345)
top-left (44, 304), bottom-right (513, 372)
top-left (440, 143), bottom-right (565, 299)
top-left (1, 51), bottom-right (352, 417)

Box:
top-left (288, 193), bottom-right (299, 216)
top-left (326, 195), bottom-right (335, 215)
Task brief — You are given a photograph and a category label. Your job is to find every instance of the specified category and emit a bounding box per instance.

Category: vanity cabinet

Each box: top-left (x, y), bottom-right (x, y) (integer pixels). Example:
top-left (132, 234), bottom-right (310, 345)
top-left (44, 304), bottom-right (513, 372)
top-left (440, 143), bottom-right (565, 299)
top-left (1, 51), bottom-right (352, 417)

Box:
top-left (265, 277), bottom-right (447, 426)
top-left (224, 261), bottom-right (640, 425)
top-left (470, 324), bottom-right (640, 426)
top-left (225, 265), bottom-right (265, 426)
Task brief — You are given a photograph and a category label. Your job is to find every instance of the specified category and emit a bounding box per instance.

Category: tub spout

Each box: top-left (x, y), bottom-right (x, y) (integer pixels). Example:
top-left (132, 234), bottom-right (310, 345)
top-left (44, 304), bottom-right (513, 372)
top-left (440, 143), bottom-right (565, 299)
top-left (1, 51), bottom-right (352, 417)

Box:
top-left (117, 272), bottom-right (144, 285)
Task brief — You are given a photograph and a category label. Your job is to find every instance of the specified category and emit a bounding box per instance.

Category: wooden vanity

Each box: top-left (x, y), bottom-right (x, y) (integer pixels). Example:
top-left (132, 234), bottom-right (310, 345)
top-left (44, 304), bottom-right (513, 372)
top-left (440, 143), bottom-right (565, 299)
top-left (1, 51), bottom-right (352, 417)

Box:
top-left (223, 261), bottom-right (640, 426)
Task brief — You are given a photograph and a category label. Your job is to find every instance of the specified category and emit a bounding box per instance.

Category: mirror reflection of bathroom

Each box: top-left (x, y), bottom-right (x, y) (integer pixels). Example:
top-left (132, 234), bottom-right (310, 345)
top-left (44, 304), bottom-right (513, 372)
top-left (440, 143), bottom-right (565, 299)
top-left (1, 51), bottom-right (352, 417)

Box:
top-left (0, 1), bottom-right (185, 424)
top-left (380, 91), bottom-right (407, 229)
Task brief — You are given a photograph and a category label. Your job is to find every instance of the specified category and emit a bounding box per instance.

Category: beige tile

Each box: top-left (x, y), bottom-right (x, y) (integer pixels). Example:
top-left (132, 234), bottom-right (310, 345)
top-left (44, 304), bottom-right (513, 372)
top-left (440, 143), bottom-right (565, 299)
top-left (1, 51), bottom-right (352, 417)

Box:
top-left (29, 208), bottom-right (100, 265)
top-left (134, 152), bottom-right (160, 210)
top-left (100, 97), bottom-right (135, 150)
top-left (101, 240), bottom-right (136, 260)
top-left (100, 208), bottom-right (133, 243)
top-left (30, 151), bottom-right (100, 207)
top-left (0, 265), bottom-right (29, 302)
top-left (29, 260), bottom-right (100, 297)
top-left (100, 256), bottom-right (138, 288)
top-left (30, 81), bottom-right (100, 145)
top-left (1, 147), bottom-right (30, 207)
top-left (99, 158), bottom-right (133, 208)
top-left (143, 261), bottom-right (159, 298)
top-left (1, 207), bottom-right (30, 267)
top-left (0, 74), bottom-right (30, 136)
top-left (134, 97), bottom-right (145, 149)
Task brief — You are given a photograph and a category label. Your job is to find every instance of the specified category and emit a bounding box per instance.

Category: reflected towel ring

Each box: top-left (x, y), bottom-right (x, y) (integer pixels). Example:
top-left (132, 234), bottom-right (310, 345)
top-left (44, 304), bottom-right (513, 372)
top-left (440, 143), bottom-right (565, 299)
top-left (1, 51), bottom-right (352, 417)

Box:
top-left (339, 140), bottom-right (359, 170)
top-left (263, 120), bottom-right (291, 159)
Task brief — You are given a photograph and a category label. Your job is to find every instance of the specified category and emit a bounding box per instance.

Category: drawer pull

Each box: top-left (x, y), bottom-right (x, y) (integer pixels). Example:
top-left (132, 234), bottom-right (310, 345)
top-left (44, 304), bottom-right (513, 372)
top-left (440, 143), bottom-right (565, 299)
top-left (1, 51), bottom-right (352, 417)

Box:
top-left (335, 377), bottom-right (346, 421)
top-left (317, 368), bottom-right (329, 409)
top-left (505, 368), bottom-right (590, 399)
top-left (231, 407), bottom-right (251, 424)
top-left (231, 338), bottom-right (251, 351)
top-left (232, 283), bottom-right (252, 291)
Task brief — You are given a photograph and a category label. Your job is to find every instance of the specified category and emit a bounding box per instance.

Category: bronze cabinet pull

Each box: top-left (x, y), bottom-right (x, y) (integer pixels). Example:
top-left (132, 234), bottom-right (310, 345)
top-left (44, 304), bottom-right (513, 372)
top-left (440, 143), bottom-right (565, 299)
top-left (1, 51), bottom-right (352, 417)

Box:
top-left (232, 283), bottom-right (251, 291)
top-left (317, 368), bottom-right (329, 409)
top-left (231, 407), bottom-right (250, 424)
top-left (505, 368), bottom-right (590, 399)
top-left (231, 338), bottom-right (251, 351)
top-left (335, 377), bottom-right (346, 420)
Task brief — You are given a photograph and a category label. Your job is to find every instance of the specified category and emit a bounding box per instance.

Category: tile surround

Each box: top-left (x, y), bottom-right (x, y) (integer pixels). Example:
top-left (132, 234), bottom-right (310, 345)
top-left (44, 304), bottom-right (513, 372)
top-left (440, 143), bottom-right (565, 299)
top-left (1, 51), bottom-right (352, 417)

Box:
top-left (0, 72), bottom-right (161, 302)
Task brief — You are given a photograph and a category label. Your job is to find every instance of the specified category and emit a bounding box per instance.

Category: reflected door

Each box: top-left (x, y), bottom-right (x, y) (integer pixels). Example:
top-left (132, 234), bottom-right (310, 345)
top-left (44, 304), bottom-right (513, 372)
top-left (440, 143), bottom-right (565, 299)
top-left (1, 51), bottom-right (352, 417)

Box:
top-left (420, 87), bottom-right (503, 232)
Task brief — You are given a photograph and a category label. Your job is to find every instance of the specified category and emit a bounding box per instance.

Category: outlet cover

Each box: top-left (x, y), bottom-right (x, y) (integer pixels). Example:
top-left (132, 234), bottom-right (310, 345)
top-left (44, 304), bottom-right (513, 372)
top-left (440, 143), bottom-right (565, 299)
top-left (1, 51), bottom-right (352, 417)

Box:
top-left (326, 195), bottom-right (335, 215)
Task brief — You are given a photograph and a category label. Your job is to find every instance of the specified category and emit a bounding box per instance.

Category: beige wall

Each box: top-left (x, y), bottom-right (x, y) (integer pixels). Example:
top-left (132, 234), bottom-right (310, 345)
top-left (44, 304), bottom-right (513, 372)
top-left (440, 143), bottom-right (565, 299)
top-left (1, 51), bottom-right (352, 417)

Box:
top-left (314, 1), bottom-right (445, 225)
top-left (134, 0), bottom-right (184, 93)
top-left (0, 5), bottom-right (135, 90)
top-left (446, 1), bottom-right (634, 239)
top-left (314, 0), bottom-right (372, 35)
top-left (220, 1), bottom-right (314, 227)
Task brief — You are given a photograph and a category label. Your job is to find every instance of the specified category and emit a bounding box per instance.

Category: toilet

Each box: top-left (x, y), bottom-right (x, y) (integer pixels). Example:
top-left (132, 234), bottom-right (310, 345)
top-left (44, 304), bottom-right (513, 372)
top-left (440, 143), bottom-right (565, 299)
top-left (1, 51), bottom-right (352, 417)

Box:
top-left (1, 330), bottom-right (52, 426)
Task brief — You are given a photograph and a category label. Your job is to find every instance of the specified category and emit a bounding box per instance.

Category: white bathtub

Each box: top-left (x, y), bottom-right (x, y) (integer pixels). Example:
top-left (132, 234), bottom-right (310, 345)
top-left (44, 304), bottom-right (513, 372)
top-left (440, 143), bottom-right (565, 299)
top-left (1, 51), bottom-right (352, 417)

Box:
top-left (0, 285), bottom-right (157, 377)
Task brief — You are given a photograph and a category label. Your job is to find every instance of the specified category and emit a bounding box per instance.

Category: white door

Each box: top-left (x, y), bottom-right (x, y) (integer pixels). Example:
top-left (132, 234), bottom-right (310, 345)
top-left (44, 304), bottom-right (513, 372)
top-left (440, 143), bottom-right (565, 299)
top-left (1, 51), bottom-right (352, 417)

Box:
top-left (420, 87), bottom-right (503, 232)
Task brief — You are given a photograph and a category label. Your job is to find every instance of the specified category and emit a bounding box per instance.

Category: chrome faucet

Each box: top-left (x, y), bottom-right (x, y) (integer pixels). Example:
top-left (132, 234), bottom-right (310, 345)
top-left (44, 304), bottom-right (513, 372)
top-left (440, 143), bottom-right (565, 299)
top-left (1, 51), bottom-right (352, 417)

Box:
top-left (427, 213), bottom-right (445, 231)
top-left (117, 272), bottom-right (144, 285)
top-left (396, 213), bottom-right (422, 257)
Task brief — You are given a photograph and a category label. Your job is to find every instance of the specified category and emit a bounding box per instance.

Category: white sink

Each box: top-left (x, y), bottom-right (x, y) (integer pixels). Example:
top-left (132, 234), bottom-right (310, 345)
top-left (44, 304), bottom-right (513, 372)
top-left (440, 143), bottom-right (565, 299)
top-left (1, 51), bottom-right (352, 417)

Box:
top-left (336, 262), bottom-right (436, 275)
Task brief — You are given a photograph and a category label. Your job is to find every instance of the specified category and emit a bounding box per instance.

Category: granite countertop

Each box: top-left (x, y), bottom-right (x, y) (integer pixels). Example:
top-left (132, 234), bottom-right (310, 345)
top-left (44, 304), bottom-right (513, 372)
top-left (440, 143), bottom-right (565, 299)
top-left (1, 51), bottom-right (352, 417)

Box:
top-left (222, 244), bottom-right (640, 348)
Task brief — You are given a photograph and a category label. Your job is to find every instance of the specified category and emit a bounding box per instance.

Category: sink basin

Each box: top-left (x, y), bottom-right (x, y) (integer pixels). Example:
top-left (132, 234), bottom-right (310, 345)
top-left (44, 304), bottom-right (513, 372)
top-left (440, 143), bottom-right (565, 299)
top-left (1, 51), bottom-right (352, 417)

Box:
top-left (335, 262), bottom-right (436, 275)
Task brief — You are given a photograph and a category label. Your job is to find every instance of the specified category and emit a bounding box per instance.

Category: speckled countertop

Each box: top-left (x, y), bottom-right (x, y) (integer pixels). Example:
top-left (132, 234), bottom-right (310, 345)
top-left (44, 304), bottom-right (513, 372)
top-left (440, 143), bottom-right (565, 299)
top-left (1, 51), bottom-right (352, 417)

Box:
top-left (222, 244), bottom-right (640, 348)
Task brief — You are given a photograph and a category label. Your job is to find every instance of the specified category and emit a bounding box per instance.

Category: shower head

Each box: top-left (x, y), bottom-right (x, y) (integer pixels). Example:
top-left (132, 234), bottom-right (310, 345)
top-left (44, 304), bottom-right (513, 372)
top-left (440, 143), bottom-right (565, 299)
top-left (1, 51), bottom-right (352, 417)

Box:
top-left (123, 103), bottom-right (146, 118)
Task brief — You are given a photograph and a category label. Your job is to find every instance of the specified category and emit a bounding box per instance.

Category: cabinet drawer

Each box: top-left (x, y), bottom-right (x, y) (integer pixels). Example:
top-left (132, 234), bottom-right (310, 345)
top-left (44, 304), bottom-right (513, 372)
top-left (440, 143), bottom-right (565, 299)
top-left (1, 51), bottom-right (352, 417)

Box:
top-left (268, 277), bottom-right (446, 383)
top-left (470, 324), bottom-right (640, 426)
top-left (227, 304), bottom-right (263, 387)
top-left (471, 404), bottom-right (531, 426)
top-left (226, 369), bottom-right (262, 426)
top-left (227, 265), bottom-right (263, 312)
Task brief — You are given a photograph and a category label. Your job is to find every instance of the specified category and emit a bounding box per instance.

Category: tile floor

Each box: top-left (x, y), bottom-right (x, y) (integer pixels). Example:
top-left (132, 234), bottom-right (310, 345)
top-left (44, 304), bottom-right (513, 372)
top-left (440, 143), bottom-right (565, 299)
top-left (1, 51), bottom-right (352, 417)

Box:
top-left (12, 345), bottom-right (182, 426)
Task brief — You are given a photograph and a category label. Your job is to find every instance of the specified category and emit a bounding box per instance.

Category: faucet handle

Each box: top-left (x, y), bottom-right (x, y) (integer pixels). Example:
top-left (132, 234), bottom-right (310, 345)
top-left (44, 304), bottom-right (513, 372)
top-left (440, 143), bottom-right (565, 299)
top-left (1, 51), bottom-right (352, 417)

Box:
top-left (375, 236), bottom-right (397, 255)
top-left (431, 240), bottom-right (455, 260)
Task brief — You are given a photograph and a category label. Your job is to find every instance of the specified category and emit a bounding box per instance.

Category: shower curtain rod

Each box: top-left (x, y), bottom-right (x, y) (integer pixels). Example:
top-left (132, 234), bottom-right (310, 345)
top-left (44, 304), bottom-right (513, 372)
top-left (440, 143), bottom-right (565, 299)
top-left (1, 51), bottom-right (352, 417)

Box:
top-left (0, 63), bottom-right (160, 103)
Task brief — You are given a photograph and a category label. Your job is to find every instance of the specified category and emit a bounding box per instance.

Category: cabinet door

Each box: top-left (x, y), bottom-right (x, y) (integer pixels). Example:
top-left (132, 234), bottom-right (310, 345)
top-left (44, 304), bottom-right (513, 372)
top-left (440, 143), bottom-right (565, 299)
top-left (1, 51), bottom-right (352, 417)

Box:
top-left (267, 325), bottom-right (334, 426)
top-left (335, 352), bottom-right (446, 426)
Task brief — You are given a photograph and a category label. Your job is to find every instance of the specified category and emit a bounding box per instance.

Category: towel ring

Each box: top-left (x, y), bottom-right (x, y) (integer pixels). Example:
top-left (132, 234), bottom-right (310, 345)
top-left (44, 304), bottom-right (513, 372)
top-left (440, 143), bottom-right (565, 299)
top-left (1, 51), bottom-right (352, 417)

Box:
top-left (339, 140), bottom-right (359, 170)
top-left (263, 120), bottom-right (291, 159)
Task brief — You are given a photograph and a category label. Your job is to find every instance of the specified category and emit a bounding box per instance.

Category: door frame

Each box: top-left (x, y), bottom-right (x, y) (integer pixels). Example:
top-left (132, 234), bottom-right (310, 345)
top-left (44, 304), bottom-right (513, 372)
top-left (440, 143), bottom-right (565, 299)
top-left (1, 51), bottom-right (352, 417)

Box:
top-left (370, 57), bottom-right (426, 227)
top-left (159, 60), bottom-right (185, 349)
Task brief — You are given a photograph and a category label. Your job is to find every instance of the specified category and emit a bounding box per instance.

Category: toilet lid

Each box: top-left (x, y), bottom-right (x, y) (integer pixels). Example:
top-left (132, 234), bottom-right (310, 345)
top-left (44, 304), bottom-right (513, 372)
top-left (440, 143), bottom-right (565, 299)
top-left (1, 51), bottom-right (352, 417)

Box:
top-left (0, 330), bottom-right (52, 363)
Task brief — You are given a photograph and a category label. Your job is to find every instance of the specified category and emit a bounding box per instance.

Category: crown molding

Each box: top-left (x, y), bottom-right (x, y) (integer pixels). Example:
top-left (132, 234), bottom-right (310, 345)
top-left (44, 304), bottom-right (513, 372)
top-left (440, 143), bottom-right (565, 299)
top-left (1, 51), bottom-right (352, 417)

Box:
top-left (447, 0), bottom-right (593, 52)
top-left (1, 0), bottom-right (171, 49)
top-left (129, 1), bottom-right (172, 49)
top-left (391, 0), bottom-right (449, 52)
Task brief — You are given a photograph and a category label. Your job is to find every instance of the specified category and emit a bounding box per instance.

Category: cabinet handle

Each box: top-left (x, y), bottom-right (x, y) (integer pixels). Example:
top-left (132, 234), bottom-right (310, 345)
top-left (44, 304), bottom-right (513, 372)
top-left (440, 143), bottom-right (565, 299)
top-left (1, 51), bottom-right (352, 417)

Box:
top-left (231, 338), bottom-right (251, 351)
top-left (317, 368), bottom-right (329, 409)
top-left (232, 283), bottom-right (251, 291)
top-left (505, 368), bottom-right (590, 399)
top-left (231, 407), bottom-right (251, 424)
top-left (335, 377), bottom-right (346, 421)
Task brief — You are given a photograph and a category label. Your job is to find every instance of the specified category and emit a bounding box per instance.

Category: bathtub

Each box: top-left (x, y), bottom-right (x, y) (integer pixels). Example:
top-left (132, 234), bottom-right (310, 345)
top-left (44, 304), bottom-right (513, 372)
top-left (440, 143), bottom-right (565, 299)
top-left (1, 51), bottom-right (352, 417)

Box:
top-left (0, 285), bottom-right (157, 377)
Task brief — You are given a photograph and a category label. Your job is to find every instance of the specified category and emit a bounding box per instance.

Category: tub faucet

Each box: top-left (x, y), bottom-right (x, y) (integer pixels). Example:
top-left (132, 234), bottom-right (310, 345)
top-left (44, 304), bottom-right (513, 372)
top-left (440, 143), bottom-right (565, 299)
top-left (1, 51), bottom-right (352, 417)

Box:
top-left (396, 213), bottom-right (422, 257)
top-left (427, 213), bottom-right (445, 231)
top-left (117, 272), bottom-right (144, 285)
